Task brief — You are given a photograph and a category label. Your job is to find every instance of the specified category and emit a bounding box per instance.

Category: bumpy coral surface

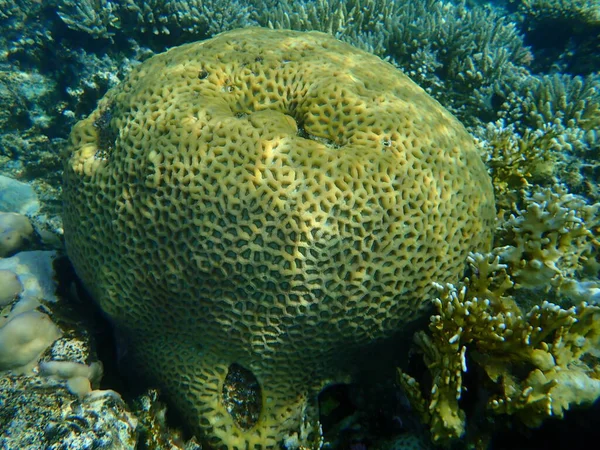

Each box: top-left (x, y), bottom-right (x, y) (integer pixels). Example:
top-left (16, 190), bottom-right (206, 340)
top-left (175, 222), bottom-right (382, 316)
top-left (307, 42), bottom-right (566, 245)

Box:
top-left (62, 28), bottom-right (495, 448)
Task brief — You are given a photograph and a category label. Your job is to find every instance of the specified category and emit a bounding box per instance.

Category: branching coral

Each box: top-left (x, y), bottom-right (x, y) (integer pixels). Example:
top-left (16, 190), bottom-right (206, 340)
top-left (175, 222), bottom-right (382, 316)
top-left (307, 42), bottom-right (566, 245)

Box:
top-left (510, 0), bottom-right (600, 74)
top-left (169, 0), bottom-right (252, 36)
top-left (381, 0), bottom-right (531, 125)
top-left (121, 0), bottom-right (253, 37)
top-left (398, 179), bottom-right (600, 447)
top-left (476, 120), bottom-right (561, 209)
top-left (57, 0), bottom-right (121, 40)
top-left (485, 73), bottom-right (600, 200)
top-left (393, 1), bottom-right (530, 113)
top-left (500, 73), bottom-right (600, 138)
top-left (498, 73), bottom-right (600, 182)
top-left (0, 0), bottom-right (20, 20)
top-left (55, 0), bottom-right (253, 41)
top-left (398, 280), bottom-right (600, 446)
top-left (516, 0), bottom-right (600, 26)
top-left (495, 186), bottom-right (600, 302)
top-left (251, 0), bottom-right (399, 55)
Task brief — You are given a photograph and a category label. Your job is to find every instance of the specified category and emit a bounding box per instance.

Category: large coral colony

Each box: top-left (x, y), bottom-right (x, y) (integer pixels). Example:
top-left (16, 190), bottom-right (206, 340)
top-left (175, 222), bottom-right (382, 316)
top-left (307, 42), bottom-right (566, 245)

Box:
top-left (0, 0), bottom-right (599, 449)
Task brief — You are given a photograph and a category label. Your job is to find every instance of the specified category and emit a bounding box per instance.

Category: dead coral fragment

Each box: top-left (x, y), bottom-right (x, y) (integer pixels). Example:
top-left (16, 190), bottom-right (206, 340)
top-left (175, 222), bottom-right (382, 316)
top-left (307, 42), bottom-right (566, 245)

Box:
top-left (398, 282), bottom-right (600, 446)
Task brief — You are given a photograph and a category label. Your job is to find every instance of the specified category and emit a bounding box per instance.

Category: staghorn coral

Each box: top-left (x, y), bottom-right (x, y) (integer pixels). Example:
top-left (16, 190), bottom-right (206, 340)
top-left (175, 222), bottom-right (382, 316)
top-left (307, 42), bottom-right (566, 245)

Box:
top-left (516, 0), bottom-right (600, 25)
top-left (57, 0), bottom-right (121, 41)
top-left (0, 0), bottom-right (19, 20)
top-left (499, 73), bottom-right (600, 138)
top-left (62, 28), bottom-right (495, 448)
top-left (54, 0), bottom-right (253, 44)
top-left (119, 0), bottom-right (173, 36)
top-left (251, 0), bottom-right (400, 54)
top-left (510, 0), bottom-right (600, 74)
top-left (167, 0), bottom-right (252, 36)
top-left (118, 0), bottom-right (252, 38)
top-left (380, 0), bottom-right (531, 124)
top-left (398, 280), bottom-right (600, 447)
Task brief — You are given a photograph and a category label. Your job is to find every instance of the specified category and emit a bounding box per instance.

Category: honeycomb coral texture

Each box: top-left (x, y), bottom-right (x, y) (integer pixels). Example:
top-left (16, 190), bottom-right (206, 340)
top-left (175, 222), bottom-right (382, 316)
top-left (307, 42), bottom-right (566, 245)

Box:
top-left (62, 28), bottom-right (495, 448)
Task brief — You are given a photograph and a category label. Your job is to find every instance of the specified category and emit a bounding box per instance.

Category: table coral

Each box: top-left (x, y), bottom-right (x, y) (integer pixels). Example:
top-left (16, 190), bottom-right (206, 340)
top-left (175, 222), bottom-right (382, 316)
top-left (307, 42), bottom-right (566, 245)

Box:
top-left (62, 28), bottom-right (495, 448)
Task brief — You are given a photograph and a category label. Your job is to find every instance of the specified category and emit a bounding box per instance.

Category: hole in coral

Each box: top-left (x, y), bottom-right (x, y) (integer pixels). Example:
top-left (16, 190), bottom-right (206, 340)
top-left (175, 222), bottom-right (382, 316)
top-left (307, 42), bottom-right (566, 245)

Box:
top-left (93, 103), bottom-right (117, 159)
top-left (222, 363), bottom-right (262, 430)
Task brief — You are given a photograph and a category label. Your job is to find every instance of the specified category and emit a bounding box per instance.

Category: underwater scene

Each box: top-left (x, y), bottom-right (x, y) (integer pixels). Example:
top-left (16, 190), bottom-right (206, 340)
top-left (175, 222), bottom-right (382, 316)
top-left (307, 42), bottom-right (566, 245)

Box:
top-left (1, 1), bottom-right (599, 449)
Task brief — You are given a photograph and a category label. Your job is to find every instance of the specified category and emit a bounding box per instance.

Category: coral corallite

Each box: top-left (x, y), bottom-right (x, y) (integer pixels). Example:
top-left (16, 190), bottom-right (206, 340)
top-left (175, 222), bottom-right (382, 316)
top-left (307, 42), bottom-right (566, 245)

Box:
top-left (62, 28), bottom-right (495, 448)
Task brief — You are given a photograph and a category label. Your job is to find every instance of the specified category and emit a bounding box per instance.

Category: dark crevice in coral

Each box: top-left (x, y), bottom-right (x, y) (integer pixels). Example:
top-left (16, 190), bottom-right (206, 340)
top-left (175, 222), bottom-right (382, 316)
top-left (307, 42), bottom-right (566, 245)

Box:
top-left (222, 363), bottom-right (262, 430)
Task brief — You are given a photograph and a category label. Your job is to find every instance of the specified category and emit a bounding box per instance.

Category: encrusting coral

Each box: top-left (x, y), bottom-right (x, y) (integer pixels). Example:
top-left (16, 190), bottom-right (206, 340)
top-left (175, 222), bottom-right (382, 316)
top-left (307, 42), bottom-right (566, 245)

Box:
top-left (62, 28), bottom-right (495, 448)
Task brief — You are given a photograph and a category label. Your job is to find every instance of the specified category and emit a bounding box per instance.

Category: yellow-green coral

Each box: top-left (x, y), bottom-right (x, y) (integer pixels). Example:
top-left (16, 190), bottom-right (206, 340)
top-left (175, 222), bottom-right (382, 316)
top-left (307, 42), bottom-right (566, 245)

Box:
top-left (477, 121), bottom-right (560, 209)
top-left (62, 28), bottom-right (495, 448)
top-left (399, 183), bottom-right (600, 445)
top-left (495, 186), bottom-right (600, 301)
top-left (398, 258), bottom-right (600, 446)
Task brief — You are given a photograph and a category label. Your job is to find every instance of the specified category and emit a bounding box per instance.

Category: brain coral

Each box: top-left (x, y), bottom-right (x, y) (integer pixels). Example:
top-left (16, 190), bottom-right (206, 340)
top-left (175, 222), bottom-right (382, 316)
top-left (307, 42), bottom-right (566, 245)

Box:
top-left (62, 28), bottom-right (495, 448)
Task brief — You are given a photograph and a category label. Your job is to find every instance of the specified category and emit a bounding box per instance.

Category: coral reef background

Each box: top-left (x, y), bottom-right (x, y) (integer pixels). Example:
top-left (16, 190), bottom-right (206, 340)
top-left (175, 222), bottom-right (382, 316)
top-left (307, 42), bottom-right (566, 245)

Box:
top-left (0, 1), bottom-right (599, 449)
top-left (1, 0), bottom-right (598, 224)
